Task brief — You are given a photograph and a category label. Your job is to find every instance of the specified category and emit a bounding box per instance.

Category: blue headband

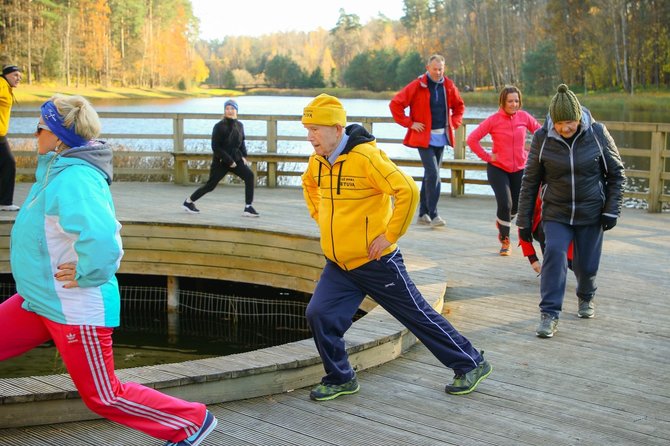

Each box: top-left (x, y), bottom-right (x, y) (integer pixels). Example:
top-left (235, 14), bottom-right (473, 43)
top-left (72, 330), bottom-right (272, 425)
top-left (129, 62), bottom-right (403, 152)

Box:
top-left (224, 99), bottom-right (238, 111)
top-left (40, 100), bottom-right (89, 149)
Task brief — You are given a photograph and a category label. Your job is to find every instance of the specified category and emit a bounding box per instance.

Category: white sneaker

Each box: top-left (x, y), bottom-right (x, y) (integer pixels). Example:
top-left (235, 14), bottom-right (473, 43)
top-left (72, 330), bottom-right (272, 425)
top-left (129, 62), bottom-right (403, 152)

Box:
top-left (431, 216), bottom-right (446, 227)
top-left (0, 204), bottom-right (20, 211)
top-left (417, 214), bottom-right (432, 225)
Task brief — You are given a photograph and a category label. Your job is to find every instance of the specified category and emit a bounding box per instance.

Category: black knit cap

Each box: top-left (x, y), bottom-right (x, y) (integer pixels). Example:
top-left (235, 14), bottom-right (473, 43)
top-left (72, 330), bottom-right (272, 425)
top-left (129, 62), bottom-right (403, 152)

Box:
top-left (549, 84), bottom-right (582, 123)
top-left (2, 65), bottom-right (20, 76)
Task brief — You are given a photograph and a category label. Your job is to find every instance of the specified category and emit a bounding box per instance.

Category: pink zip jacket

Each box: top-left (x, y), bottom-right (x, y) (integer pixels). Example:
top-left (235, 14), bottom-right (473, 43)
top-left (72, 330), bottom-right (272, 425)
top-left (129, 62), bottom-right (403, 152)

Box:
top-left (467, 109), bottom-right (541, 173)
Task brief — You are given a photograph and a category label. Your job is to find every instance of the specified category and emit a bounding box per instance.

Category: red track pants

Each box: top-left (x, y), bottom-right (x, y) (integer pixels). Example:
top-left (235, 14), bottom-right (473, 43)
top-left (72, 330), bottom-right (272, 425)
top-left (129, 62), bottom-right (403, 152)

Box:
top-left (0, 294), bottom-right (206, 442)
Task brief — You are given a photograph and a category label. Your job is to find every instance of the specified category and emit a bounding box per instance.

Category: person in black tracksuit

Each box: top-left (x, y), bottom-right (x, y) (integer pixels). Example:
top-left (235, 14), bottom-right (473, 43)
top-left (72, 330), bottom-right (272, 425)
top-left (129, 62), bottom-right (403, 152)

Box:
top-left (517, 84), bottom-right (625, 338)
top-left (182, 99), bottom-right (259, 217)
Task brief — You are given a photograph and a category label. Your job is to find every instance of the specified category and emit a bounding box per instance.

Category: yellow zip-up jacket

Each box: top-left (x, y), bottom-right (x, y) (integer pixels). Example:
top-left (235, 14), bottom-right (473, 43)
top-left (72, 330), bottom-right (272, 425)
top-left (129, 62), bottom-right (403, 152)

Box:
top-left (0, 77), bottom-right (14, 137)
top-left (302, 124), bottom-right (419, 270)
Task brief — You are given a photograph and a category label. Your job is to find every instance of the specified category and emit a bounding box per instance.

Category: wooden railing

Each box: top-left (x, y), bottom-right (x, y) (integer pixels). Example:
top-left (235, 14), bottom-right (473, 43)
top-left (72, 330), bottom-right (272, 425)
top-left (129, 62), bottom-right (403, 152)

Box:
top-left (9, 111), bottom-right (670, 212)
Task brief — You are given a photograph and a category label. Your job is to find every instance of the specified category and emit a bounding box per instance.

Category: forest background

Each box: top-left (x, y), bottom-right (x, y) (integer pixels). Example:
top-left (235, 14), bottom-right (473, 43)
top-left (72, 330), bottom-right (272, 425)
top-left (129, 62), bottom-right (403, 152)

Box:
top-left (1, 0), bottom-right (669, 107)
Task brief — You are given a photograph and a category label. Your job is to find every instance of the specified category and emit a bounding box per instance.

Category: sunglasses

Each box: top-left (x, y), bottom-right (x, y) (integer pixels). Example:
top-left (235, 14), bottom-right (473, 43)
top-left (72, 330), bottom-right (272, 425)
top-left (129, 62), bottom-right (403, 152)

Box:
top-left (36, 123), bottom-right (51, 135)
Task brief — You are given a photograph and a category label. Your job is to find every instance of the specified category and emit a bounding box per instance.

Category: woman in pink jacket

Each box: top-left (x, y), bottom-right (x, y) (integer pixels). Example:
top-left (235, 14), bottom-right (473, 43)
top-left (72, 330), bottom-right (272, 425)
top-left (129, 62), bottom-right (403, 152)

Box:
top-left (467, 86), bottom-right (541, 255)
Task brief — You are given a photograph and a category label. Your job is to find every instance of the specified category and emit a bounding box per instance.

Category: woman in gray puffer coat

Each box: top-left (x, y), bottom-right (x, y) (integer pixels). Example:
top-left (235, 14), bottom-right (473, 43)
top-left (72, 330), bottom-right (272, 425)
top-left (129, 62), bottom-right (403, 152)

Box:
top-left (516, 84), bottom-right (625, 338)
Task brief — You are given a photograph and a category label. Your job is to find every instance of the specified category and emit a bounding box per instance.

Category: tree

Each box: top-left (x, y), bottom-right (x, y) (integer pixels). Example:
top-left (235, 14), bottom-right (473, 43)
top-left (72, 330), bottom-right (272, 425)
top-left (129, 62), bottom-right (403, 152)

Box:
top-left (395, 51), bottom-right (423, 88)
top-left (264, 55), bottom-right (307, 88)
top-left (522, 40), bottom-right (559, 95)
top-left (329, 9), bottom-right (363, 84)
top-left (306, 67), bottom-right (326, 88)
top-left (343, 49), bottom-right (400, 91)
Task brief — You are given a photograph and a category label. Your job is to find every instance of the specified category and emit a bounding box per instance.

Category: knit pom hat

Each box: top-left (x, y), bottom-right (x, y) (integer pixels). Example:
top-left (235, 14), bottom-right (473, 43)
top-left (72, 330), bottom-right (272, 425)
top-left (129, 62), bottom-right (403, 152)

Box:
top-left (224, 99), bottom-right (238, 111)
top-left (549, 84), bottom-right (582, 123)
top-left (302, 94), bottom-right (346, 126)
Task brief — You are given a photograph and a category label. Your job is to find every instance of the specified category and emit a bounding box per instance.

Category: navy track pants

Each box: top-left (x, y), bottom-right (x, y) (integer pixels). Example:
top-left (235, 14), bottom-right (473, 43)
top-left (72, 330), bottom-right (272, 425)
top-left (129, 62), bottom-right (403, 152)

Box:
top-left (306, 249), bottom-right (482, 385)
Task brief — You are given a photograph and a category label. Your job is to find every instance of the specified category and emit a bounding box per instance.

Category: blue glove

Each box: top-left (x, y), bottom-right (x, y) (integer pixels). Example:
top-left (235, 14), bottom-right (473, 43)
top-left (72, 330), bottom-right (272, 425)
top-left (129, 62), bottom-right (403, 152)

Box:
top-left (518, 227), bottom-right (533, 243)
top-left (601, 215), bottom-right (617, 231)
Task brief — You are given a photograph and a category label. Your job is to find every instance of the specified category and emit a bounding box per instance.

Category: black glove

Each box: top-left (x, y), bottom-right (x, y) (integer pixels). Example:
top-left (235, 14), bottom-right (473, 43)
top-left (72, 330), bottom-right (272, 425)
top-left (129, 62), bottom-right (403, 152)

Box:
top-left (518, 227), bottom-right (533, 243)
top-left (601, 215), bottom-right (617, 231)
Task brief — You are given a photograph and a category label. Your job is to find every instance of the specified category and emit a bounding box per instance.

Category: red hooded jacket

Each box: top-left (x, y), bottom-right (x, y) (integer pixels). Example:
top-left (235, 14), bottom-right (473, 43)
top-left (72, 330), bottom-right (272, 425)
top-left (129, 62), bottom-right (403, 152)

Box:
top-left (389, 73), bottom-right (465, 149)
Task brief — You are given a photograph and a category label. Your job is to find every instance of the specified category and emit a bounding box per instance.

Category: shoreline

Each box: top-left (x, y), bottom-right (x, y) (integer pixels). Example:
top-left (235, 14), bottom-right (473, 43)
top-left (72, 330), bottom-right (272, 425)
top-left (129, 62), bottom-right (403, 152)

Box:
top-left (13, 84), bottom-right (670, 112)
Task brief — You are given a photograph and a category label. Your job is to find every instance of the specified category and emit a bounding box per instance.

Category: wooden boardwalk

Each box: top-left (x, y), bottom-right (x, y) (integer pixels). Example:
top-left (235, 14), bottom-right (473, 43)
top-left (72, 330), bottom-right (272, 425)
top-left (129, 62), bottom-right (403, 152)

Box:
top-left (1, 183), bottom-right (669, 445)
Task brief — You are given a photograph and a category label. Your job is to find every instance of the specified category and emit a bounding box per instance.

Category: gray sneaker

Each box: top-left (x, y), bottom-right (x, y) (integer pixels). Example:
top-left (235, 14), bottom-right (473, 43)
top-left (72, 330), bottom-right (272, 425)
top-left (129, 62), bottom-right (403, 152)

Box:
top-left (445, 352), bottom-right (493, 395)
top-left (577, 298), bottom-right (595, 318)
top-left (417, 214), bottom-right (432, 225)
top-left (310, 376), bottom-right (360, 401)
top-left (536, 313), bottom-right (558, 338)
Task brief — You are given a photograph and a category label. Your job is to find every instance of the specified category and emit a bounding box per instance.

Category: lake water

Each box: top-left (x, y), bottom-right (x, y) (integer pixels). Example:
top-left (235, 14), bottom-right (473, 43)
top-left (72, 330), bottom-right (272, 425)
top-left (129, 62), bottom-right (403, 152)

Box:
top-left (11, 95), bottom-right (665, 194)
top-left (11, 96), bottom-right (503, 193)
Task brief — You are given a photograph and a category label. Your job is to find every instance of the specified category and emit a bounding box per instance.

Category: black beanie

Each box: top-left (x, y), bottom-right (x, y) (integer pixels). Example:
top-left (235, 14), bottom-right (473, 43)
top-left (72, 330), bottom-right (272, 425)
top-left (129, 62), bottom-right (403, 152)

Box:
top-left (2, 65), bottom-right (20, 76)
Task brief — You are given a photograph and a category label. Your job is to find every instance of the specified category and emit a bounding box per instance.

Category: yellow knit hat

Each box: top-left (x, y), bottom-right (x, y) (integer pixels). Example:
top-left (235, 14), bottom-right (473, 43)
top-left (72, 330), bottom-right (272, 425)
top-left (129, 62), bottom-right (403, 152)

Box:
top-left (302, 94), bottom-right (346, 126)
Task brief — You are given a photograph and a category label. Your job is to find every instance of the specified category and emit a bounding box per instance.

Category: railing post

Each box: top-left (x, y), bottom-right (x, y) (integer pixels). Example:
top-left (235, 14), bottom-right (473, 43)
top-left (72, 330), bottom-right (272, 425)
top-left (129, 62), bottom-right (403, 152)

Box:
top-left (166, 275), bottom-right (180, 343)
top-left (451, 125), bottom-right (467, 197)
top-left (647, 129), bottom-right (664, 212)
top-left (173, 115), bottom-right (188, 184)
top-left (266, 118), bottom-right (278, 187)
top-left (361, 118), bottom-right (373, 134)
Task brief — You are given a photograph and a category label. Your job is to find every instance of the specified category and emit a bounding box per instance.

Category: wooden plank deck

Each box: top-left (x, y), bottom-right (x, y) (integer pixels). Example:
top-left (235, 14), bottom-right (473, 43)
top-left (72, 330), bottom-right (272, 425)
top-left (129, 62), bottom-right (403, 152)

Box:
top-left (1, 183), bottom-right (669, 445)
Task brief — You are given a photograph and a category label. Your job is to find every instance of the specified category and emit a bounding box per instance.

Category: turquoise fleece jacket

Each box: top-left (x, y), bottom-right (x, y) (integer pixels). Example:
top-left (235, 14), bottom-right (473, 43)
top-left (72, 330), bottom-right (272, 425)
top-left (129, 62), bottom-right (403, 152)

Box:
top-left (10, 143), bottom-right (124, 326)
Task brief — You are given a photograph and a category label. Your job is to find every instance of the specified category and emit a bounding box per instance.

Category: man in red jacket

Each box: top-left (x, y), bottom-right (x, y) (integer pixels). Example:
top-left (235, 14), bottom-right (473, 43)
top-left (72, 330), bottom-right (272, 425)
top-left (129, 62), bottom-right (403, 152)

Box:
top-left (390, 54), bottom-right (465, 227)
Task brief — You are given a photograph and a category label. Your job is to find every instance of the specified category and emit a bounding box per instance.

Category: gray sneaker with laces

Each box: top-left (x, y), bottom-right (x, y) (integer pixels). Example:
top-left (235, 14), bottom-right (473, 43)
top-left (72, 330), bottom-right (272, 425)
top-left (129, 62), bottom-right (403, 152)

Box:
top-left (577, 298), bottom-right (595, 318)
top-left (309, 376), bottom-right (360, 401)
top-left (536, 313), bottom-right (558, 338)
top-left (445, 351), bottom-right (492, 395)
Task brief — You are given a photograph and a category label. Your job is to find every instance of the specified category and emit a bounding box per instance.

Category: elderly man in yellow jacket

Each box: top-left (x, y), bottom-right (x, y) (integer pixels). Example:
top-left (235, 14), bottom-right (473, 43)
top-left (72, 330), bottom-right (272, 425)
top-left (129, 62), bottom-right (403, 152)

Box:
top-left (301, 94), bottom-right (492, 401)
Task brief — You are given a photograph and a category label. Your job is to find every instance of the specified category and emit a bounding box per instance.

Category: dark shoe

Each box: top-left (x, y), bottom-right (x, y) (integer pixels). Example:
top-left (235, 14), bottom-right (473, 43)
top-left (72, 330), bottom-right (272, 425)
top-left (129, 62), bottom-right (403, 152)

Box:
top-left (577, 298), bottom-right (595, 318)
top-left (536, 313), bottom-right (558, 338)
top-left (242, 205), bottom-right (260, 217)
top-left (445, 352), bottom-right (492, 395)
top-left (164, 410), bottom-right (217, 446)
top-left (309, 376), bottom-right (360, 401)
top-left (182, 200), bottom-right (200, 214)
top-left (417, 214), bottom-right (432, 225)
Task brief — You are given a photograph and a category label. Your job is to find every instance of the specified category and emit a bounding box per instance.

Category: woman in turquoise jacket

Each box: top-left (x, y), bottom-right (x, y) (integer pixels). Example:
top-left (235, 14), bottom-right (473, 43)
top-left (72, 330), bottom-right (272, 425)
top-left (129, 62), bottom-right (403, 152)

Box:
top-left (467, 86), bottom-right (541, 255)
top-left (0, 95), bottom-right (217, 446)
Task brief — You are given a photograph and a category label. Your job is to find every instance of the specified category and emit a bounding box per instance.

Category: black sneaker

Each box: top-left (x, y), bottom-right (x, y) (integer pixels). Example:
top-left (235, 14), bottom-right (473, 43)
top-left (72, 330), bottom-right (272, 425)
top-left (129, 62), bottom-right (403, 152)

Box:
top-left (445, 352), bottom-right (493, 395)
top-left (182, 200), bottom-right (200, 214)
top-left (242, 205), bottom-right (260, 217)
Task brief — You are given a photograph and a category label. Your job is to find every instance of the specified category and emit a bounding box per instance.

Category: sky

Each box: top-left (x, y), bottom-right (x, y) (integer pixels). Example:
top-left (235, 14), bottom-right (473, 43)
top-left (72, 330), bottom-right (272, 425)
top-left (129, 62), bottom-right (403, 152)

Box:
top-left (191, 0), bottom-right (406, 40)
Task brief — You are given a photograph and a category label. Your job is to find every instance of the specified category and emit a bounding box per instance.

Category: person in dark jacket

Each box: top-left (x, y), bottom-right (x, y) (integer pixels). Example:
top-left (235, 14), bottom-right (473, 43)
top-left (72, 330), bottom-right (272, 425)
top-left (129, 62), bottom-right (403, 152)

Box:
top-left (182, 99), bottom-right (259, 217)
top-left (517, 84), bottom-right (625, 338)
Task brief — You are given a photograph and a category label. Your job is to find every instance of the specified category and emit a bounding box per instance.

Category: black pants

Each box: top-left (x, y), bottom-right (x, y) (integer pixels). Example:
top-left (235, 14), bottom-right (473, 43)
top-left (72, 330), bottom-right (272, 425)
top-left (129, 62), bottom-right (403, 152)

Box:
top-left (190, 156), bottom-right (255, 205)
top-left (486, 163), bottom-right (523, 239)
top-left (0, 138), bottom-right (16, 206)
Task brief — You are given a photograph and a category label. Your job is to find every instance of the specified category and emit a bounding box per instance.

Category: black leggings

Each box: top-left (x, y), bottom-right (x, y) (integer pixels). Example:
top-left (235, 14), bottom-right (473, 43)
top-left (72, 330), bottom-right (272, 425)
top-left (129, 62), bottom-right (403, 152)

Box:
top-left (0, 138), bottom-right (16, 206)
top-left (190, 156), bottom-right (255, 205)
top-left (486, 163), bottom-right (523, 238)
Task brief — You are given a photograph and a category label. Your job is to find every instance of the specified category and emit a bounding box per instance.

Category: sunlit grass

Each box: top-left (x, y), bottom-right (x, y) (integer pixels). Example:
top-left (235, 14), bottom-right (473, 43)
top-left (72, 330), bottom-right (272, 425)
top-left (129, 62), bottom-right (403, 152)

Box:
top-left (14, 84), bottom-right (240, 104)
